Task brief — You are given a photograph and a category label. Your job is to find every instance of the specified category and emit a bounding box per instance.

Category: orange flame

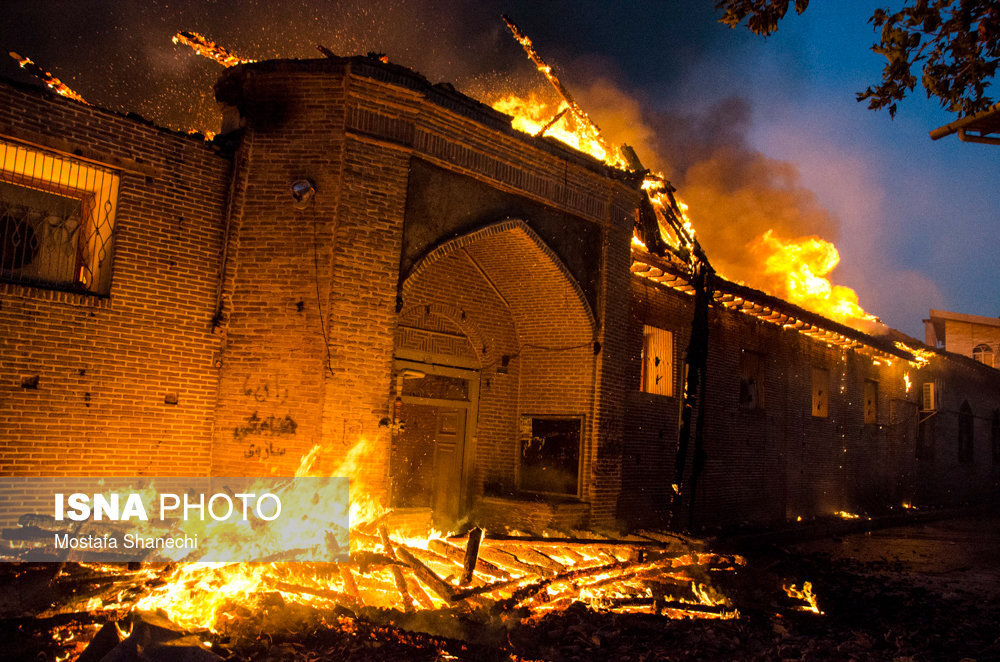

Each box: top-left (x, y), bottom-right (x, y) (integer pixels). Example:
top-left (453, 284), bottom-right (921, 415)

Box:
top-left (491, 93), bottom-right (623, 166)
top-left (783, 581), bottom-right (823, 614)
top-left (8, 52), bottom-right (86, 103)
top-left (748, 230), bottom-right (875, 328)
top-left (171, 31), bottom-right (253, 68)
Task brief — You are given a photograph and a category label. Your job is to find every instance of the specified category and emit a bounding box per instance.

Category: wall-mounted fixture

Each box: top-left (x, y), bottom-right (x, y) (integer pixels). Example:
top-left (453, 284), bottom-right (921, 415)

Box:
top-left (290, 179), bottom-right (315, 209)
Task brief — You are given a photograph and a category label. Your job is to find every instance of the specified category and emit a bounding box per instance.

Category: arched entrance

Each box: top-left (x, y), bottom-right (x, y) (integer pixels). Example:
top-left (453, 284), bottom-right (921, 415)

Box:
top-left (392, 219), bottom-right (596, 526)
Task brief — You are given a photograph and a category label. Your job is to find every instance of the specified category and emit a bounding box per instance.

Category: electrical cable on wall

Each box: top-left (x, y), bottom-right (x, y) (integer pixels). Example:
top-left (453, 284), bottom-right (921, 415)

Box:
top-left (299, 180), bottom-right (336, 376)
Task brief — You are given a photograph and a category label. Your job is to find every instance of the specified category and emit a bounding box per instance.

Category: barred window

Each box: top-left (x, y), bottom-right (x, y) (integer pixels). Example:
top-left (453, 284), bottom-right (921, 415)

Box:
top-left (1, 138), bottom-right (119, 295)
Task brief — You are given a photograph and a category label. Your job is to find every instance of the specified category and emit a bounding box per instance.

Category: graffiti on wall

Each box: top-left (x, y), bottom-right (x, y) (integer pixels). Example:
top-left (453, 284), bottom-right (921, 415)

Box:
top-left (235, 373), bottom-right (296, 461)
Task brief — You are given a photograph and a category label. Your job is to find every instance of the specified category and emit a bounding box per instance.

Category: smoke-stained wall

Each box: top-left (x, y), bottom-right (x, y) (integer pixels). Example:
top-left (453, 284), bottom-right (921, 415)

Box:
top-left (212, 57), bottom-right (639, 526)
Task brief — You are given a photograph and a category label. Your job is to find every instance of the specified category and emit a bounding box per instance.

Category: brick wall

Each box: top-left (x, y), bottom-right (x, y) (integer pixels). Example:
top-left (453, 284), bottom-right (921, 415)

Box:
top-left (211, 58), bottom-right (640, 525)
top-left (914, 355), bottom-right (1000, 504)
top-left (619, 275), bottom-right (993, 530)
top-left (0, 83), bottom-right (230, 523)
top-left (943, 319), bottom-right (1000, 366)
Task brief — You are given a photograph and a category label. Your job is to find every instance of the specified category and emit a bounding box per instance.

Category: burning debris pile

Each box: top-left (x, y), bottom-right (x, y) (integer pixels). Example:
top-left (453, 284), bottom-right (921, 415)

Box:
top-left (0, 439), bottom-right (753, 660)
top-left (1, 511), bottom-right (751, 661)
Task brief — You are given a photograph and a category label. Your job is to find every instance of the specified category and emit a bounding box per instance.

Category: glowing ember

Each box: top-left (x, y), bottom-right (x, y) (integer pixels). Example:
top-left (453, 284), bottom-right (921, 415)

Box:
top-left (172, 31), bottom-right (254, 68)
top-left (128, 447), bottom-right (742, 633)
top-left (784, 581), bottom-right (823, 614)
top-left (8, 51), bottom-right (86, 103)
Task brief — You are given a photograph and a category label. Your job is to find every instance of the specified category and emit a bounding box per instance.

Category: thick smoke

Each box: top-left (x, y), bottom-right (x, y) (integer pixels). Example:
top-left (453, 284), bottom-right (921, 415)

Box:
top-left (649, 97), bottom-right (840, 288)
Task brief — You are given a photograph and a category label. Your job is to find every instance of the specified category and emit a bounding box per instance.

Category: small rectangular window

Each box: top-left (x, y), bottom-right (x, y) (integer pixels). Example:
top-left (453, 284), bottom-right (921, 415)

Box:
top-left (1, 138), bottom-right (119, 295)
top-left (864, 379), bottom-right (878, 424)
top-left (991, 410), bottom-right (999, 466)
top-left (641, 325), bottom-right (673, 397)
top-left (519, 416), bottom-right (582, 496)
top-left (739, 349), bottom-right (765, 410)
top-left (958, 401), bottom-right (974, 464)
top-left (811, 367), bottom-right (829, 418)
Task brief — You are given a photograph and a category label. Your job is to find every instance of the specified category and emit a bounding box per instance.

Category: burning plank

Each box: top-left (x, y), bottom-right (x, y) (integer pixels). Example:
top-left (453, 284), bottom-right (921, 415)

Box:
top-left (8, 52), bottom-right (86, 103)
top-left (501, 15), bottom-right (623, 168)
top-left (460, 527), bottom-right (484, 586)
top-left (171, 31), bottom-right (253, 67)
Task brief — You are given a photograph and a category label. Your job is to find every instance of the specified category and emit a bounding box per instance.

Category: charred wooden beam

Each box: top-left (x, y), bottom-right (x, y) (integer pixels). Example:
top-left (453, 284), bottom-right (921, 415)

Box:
top-left (535, 107), bottom-right (569, 137)
top-left (395, 547), bottom-right (456, 604)
top-left (405, 573), bottom-right (436, 610)
top-left (455, 533), bottom-right (673, 549)
top-left (389, 565), bottom-right (415, 612)
top-left (8, 52), bottom-right (87, 103)
top-left (476, 545), bottom-right (544, 576)
top-left (429, 538), bottom-right (509, 580)
top-left (269, 579), bottom-right (353, 607)
top-left (460, 527), bottom-right (483, 586)
top-left (339, 565), bottom-right (363, 606)
top-left (501, 15), bottom-right (620, 167)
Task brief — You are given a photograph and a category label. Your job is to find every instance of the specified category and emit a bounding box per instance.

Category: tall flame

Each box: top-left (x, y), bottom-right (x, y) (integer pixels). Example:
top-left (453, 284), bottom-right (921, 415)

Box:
top-left (491, 94), bottom-right (618, 165)
top-left (748, 230), bottom-right (875, 327)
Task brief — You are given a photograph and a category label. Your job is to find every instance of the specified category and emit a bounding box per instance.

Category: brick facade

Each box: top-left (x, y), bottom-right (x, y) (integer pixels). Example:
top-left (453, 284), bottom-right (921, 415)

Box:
top-left (2, 56), bottom-right (997, 533)
top-left (0, 82), bottom-right (230, 522)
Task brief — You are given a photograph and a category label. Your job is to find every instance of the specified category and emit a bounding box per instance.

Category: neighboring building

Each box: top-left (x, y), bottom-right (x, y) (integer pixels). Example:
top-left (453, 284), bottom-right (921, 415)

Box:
top-left (925, 309), bottom-right (1000, 369)
top-left (2, 57), bottom-right (999, 533)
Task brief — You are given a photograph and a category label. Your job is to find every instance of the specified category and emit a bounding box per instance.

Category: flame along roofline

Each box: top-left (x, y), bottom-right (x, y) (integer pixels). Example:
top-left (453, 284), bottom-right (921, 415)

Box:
top-left (630, 246), bottom-right (918, 364)
top-left (214, 56), bottom-right (641, 186)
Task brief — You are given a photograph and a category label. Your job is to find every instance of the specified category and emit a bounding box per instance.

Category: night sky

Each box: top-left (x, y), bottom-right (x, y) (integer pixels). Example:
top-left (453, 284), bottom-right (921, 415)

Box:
top-left (3, 0), bottom-right (997, 338)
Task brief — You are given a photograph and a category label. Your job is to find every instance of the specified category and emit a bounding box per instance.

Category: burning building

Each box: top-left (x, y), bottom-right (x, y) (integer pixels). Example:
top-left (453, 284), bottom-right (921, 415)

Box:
top-left (1, 52), bottom-right (999, 537)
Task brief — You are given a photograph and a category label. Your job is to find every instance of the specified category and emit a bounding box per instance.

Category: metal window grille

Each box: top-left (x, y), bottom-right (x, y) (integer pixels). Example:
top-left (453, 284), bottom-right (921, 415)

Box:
top-left (0, 138), bottom-right (119, 295)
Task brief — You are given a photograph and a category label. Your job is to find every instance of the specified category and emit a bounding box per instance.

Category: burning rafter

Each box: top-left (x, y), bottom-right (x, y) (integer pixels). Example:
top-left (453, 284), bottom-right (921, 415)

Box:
top-left (171, 31), bottom-right (253, 67)
top-left (501, 15), bottom-right (625, 169)
top-left (630, 247), bottom-right (929, 366)
top-left (8, 52), bottom-right (86, 103)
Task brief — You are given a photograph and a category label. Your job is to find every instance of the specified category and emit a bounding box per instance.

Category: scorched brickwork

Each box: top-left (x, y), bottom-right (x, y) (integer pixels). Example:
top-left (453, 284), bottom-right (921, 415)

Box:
top-left (1, 53), bottom-right (997, 533)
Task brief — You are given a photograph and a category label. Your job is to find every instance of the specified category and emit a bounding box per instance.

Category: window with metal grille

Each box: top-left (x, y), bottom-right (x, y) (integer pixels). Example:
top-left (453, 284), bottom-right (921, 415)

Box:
top-left (1, 138), bottom-right (119, 295)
